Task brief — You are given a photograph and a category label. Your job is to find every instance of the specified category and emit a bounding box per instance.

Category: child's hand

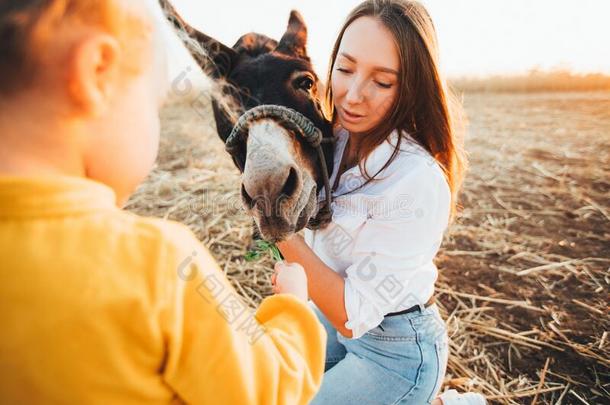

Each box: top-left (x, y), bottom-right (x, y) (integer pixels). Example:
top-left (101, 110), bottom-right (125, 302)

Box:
top-left (271, 261), bottom-right (308, 302)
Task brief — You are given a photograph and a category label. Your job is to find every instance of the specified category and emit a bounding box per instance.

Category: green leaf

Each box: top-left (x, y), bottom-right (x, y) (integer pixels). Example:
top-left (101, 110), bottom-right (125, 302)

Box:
top-left (245, 239), bottom-right (283, 262)
top-left (269, 245), bottom-right (283, 262)
top-left (244, 250), bottom-right (261, 262)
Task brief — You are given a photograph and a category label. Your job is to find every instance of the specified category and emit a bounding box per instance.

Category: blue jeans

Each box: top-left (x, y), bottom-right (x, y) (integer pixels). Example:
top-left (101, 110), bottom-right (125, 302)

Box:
top-left (308, 301), bottom-right (449, 405)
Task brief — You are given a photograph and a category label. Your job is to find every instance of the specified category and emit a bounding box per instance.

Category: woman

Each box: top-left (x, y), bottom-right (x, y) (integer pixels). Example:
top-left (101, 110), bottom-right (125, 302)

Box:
top-left (272, 1), bottom-right (485, 404)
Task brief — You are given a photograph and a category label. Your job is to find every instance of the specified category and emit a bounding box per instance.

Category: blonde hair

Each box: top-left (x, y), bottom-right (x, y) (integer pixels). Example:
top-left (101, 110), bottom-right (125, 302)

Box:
top-left (0, 0), bottom-right (150, 95)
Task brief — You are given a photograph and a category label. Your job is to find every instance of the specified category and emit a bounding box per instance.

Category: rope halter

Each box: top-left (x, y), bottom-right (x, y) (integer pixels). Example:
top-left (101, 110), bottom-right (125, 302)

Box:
top-left (225, 105), bottom-right (334, 230)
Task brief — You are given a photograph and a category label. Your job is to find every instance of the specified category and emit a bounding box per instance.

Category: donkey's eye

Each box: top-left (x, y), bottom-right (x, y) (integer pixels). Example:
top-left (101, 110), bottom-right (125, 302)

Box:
top-left (296, 76), bottom-right (315, 91)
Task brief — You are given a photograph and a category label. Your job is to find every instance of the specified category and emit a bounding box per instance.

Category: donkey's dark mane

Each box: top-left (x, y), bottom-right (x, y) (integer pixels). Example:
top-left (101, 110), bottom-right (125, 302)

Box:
top-left (233, 33), bottom-right (279, 59)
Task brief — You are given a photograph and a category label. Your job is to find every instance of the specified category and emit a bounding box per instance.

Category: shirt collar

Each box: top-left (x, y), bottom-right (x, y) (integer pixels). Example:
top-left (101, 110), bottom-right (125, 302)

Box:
top-left (330, 128), bottom-right (424, 187)
top-left (0, 175), bottom-right (118, 219)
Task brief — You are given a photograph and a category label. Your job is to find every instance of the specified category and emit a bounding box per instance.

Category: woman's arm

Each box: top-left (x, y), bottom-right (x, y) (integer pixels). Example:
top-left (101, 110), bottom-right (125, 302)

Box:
top-left (277, 235), bottom-right (354, 338)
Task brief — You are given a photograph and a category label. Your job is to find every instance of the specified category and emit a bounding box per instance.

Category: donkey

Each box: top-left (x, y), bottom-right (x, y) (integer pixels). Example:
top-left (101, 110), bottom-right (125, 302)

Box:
top-left (159, 1), bottom-right (335, 243)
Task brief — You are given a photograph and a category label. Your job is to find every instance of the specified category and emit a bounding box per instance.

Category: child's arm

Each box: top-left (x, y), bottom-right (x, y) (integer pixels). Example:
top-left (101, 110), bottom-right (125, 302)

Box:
top-left (160, 227), bottom-right (326, 405)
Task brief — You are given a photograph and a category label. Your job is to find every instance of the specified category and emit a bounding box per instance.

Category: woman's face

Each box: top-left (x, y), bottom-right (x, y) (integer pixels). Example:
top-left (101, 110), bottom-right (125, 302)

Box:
top-left (331, 16), bottom-right (400, 134)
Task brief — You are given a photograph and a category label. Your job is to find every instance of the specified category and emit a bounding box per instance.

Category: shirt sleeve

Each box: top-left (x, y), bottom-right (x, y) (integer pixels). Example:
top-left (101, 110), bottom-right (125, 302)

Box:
top-left (342, 159), bottom-right (451, 339)
top-left (159, 224), bottom-right (327, 404)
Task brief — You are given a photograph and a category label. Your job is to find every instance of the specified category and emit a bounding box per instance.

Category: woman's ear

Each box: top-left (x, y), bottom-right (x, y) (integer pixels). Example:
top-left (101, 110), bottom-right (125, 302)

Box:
top-left (67, 32), bottom-right (121, 117)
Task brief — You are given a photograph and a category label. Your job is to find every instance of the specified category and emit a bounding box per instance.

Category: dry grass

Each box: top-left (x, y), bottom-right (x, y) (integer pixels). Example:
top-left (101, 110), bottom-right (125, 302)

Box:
top-left (126, 89), bottom-right (610, 404)
top-left (451, 70), bottom-right (610, 93)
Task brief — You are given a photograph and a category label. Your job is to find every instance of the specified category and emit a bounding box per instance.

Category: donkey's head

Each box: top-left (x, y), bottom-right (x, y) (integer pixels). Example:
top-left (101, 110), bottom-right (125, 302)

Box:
top-left (161, 1), bottom-right (334, 242)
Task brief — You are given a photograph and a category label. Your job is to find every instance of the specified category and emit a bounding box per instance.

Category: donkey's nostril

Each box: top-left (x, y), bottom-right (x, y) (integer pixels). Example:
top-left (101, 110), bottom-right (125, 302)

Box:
top-left (281, 166), bottom-right (300, 198)
top-left (241, 184), bottom-right (255, 209)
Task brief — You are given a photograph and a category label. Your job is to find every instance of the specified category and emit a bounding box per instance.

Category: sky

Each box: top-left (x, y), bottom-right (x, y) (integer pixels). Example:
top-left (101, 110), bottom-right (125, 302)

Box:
top-left (161, 0), bottom-right (610, 81)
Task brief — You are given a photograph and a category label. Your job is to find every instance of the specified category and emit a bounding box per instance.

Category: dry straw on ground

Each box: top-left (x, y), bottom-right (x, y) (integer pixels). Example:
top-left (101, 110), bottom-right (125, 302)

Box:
top-left (452, 70), bottom-right (610, 93)
top-left (126, 89), bottom-right (609, 404)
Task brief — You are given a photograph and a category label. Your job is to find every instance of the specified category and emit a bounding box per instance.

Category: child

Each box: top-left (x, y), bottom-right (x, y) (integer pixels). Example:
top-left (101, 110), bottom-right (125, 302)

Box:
top-left (0, 1), bottom-right (325, 403)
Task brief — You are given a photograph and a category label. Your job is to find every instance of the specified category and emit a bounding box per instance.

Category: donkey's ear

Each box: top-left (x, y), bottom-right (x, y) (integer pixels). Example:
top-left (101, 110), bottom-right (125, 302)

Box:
top-left (275, 10), bottom-right (309, 60)
top-left (189, 31), bottom-right (238, 78)
top-left (159, 0), bottom-right (237, 77)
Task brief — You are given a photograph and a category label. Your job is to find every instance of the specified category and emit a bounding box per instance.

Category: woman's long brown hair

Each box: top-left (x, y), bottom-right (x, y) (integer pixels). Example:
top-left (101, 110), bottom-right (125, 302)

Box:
top-left (323, 0), bottom-right (467, 220)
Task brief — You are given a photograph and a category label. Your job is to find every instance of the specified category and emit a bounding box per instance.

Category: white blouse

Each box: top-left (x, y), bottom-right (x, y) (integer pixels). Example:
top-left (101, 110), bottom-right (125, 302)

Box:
top-left (304, 127), bottom-right (451, 339)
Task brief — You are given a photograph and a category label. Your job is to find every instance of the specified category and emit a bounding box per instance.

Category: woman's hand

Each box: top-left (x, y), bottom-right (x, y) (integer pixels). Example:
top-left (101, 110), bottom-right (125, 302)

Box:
top-left (271, 261), bottom-right (308, 302)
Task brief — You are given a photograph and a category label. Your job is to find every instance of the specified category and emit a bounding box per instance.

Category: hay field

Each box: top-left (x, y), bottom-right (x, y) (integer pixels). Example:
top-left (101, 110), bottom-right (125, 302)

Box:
top-left (126, 90), bottom-right (609, 404)
top-left (451, 70), bottom-right (610, 93)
